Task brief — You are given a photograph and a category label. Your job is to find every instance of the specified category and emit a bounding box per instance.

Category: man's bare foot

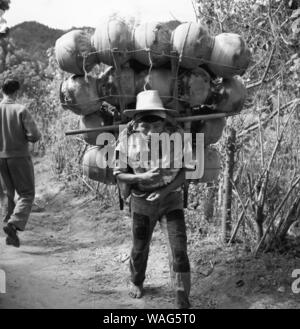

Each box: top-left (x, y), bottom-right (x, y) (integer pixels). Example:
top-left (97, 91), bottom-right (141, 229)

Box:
top-left (129, 282), bottom-right (143, 299)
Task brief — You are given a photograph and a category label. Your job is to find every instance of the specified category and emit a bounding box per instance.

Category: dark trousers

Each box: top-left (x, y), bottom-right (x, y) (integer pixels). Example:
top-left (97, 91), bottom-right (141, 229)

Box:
top-left (130, 191), bottom-right (191, 297)
top-left (0, 157), bottom-right (35, 231)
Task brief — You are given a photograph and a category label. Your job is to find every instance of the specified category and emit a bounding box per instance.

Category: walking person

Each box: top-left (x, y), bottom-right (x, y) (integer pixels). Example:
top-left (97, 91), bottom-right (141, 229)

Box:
top-left (0, 79), bottom-right (41, 247)
top-left (114, 90), bottom-right (194, 309)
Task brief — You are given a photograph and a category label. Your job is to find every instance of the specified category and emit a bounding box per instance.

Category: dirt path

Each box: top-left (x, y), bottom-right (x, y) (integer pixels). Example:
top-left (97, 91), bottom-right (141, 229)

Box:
top-left (0, 158), bottom-right (300, 309)
top-left (0, 159), bottom-right (182, 309)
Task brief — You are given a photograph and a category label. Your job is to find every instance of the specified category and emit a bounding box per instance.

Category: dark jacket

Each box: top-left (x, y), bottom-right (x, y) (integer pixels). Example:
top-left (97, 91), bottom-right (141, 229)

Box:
top-left (0, 99), bottom-right (41, 158)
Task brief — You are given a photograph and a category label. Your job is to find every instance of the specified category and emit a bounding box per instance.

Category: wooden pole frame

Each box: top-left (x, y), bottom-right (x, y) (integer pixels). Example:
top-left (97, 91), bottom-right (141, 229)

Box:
top-left (65, 112), bottom-right (238, 136)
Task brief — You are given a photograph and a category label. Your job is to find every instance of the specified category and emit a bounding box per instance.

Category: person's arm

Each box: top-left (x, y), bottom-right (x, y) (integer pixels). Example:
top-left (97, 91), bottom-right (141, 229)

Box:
top-left (21, 109), bottom-right (41, 143)
top-left (117, 168), bottom-right (160, 185)
top-left (146, 168), bottom-right (186, 202)
top-left (114, 129), bottom-right (160, 185)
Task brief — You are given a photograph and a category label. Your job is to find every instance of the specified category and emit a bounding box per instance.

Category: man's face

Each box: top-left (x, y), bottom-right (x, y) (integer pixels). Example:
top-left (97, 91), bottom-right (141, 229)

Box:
top-left (135, 119), bottom-right (165, 136)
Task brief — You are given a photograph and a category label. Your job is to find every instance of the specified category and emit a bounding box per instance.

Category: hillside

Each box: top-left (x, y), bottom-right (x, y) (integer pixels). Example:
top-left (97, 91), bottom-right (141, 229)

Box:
top-left (5, 21), bottom-right (94, 65)
top-left (9, 21), bottom-right (65, 62)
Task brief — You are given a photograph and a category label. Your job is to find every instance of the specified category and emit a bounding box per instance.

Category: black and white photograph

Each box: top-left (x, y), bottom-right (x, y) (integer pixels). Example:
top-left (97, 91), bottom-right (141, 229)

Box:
top-left (0, 0), bottom-right (300, 313)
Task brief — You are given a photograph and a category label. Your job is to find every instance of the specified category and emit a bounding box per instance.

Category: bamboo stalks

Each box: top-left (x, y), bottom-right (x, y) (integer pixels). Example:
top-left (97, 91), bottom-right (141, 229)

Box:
top-left (228, 102), bottom-right (298, 246)
top-left (255, 176), bottom-right (300, 255)
top-left (222, 127), bottom-right (236, 242)
top-left (276, 195), bottom-right (300, 241)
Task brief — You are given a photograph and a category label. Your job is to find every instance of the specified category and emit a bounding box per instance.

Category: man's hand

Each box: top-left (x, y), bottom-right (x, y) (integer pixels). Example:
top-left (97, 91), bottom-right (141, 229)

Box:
top-left (138, 168), bottom-right (160, 184)
top-left (146, 188), bottom-right (167, 203)
top-left (116, 168), bottom-right (160, 185)
top-left (146, 168), bottom-right (186, 203)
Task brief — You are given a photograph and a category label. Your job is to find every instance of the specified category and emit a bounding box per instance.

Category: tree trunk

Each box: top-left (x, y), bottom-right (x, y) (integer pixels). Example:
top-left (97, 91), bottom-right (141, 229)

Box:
top-left (255, 206), bottom-right (264, 241)
top-left (0, 180), bottom-right (4, 216)
top-left (0, 37), bottom-right (8, 73)
top-left (222, 128), bottom-right (236, 242)
top-left (218, 179), bottom-right (223, 209)
top-left (203, 182), bottom-right (217, 223)
top-left (277, 196), bottom-right (300, 240)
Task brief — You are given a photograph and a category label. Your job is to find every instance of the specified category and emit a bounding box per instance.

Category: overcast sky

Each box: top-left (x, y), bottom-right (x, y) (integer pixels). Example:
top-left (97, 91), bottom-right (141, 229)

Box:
top-left (4, 0), bottom-right (197, 29)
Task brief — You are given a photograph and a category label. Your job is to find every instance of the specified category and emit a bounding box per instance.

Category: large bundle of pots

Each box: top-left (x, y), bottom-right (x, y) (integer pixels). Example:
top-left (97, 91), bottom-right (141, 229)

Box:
top-left (55, 17), bottom-right (251, 184)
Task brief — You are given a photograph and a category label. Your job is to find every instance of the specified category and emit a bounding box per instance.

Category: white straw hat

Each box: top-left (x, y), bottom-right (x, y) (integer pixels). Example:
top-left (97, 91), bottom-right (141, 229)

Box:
top-left (123, 90), bottom-right (179, 118)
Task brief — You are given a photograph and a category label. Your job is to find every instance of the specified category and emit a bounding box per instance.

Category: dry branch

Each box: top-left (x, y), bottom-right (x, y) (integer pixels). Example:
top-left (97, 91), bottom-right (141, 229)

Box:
top-left (258, 104), bottom-right (297, 189)
top-left (75, 174), bottom-right (99, 194)
top-left (253, 105), bottom-right (297, 239)
top-left (237, 99), bottom-right (299, 138)
top-left (231, 104), bottom-right (298, 244)
top-left (255, 176), bottom-right (300, 255)
top-left (228, 177), bottom-right (254, 245)
top-left (191, 0), bottom-right (199, 22)
top-left (276, 195), bottom-right (300, 240)
top-left (222, 128), bottom-right (236, 242)
top-left (228, 198), bottom-right (250, 245)
top-left (246, 44), bottom-right (276, 90)
top-left (258, 114), bottom-right (264, 167)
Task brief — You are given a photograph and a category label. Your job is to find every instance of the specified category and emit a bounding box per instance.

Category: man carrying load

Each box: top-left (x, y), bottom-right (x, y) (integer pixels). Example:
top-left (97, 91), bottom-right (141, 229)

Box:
top-left (114, 90), bottom-right (194, 309)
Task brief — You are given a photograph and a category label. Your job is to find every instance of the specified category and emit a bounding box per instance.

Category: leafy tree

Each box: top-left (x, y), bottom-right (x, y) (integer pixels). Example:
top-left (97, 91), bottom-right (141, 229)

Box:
top-left (193, 0), bottom-right (300, 250)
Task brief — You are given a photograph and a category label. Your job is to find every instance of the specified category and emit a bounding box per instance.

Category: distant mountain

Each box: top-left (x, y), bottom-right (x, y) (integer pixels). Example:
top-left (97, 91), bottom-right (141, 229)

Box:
top-left (9, 21), bottom-right (65, 62)
top-left (7, 21), bottom-right (94, 64)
